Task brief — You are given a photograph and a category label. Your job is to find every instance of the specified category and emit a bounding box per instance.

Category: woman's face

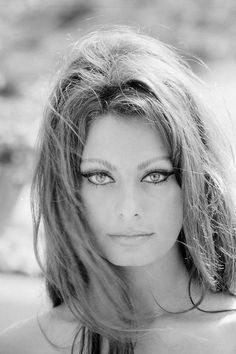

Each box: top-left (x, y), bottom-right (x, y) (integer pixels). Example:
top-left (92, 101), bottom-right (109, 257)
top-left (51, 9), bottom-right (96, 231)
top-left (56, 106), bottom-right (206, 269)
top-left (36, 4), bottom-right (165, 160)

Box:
top-left (80, 114), bottom-right (183, 267)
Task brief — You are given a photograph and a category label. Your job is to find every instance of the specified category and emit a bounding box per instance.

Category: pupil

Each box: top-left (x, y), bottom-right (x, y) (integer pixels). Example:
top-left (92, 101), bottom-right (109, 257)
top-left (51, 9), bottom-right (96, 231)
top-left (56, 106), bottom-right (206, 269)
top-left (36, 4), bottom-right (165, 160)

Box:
top-left (151, 173), bottom-right (159, 181)
top-left (97, 173), bottom-right (105, 182)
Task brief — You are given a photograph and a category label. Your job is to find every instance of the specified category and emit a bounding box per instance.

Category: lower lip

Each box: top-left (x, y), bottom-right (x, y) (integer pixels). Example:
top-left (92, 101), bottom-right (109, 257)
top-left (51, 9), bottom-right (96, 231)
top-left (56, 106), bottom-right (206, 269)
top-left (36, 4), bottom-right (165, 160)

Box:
top-left (109, 234), bottom-right (154, 246)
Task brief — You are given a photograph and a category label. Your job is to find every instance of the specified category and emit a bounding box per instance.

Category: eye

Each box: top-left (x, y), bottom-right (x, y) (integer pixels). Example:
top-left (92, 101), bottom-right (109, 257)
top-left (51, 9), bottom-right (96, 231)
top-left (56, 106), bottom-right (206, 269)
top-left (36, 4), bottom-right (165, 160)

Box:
top-left (142, 170), bottom-right (174, 184)
top-left (81, 171), bottom-right (114, 185)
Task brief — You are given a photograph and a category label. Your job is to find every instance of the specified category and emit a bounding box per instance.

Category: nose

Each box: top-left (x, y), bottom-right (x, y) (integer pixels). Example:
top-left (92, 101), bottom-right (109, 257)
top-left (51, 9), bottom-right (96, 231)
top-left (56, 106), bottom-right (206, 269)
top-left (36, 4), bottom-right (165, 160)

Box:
top-left (115, 184), bottom-right (142, 220)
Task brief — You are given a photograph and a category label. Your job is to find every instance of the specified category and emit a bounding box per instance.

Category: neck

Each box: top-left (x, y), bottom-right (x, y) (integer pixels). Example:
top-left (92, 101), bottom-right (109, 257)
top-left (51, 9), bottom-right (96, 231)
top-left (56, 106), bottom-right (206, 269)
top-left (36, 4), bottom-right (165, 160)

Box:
top-left (125, 244), bottom-right (196, 321)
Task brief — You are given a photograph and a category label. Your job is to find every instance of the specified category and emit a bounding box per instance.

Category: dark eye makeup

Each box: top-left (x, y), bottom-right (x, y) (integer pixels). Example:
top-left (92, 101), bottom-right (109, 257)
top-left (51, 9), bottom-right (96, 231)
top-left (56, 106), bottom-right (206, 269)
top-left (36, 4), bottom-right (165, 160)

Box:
top-left (80, 168), bottom-right (175, 186)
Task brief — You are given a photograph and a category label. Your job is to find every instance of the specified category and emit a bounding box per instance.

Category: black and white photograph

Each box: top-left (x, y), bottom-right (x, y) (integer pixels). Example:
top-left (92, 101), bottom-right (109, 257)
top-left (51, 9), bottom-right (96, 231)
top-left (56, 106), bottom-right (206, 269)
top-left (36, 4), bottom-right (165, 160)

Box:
top-left (0, 1), bottom-right (236, 353)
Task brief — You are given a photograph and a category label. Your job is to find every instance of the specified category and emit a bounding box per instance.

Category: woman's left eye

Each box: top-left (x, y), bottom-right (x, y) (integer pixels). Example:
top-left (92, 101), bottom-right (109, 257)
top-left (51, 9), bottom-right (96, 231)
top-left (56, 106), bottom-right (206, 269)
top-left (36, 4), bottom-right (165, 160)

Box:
top-left (142, 171), bottom-right (174, 184)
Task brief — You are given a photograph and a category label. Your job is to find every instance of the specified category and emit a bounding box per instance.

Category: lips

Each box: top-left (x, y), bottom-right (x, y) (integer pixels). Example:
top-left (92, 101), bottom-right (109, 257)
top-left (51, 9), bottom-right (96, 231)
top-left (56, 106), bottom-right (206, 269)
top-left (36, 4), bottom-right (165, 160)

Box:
top-left (108, 232), bottom-right (154, 246)
top-left (109, 232), bottom-right (154, 238)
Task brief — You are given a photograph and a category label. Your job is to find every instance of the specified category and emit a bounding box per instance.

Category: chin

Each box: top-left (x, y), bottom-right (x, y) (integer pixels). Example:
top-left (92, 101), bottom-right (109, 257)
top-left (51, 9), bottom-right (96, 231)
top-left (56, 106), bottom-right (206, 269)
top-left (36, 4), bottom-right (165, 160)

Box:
top-left (106, 254), bottom-right (157, 267)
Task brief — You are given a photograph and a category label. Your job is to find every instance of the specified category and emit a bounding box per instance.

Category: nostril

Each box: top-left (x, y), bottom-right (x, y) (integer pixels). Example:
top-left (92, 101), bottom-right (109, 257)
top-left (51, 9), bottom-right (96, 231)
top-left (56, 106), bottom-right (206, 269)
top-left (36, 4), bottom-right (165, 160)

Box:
top-left (119, 211), bottom-right (141, 219)
top-left (115, 186), bottom-right (142, 219)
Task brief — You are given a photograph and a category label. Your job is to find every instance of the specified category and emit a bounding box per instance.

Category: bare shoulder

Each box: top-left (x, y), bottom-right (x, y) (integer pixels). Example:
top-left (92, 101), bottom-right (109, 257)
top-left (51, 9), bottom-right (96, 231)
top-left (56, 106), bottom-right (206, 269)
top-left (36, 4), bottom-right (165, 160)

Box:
top-left (207, 292), bottom-right (236, 352)
top-left (220, 308), bottom-right (236, 353)
top-left (221, 299), bottom-right (236, 337)
top-left (0, 316), bottom-right (43, 354)
top-left (0, 304), bottom-right (82, 354)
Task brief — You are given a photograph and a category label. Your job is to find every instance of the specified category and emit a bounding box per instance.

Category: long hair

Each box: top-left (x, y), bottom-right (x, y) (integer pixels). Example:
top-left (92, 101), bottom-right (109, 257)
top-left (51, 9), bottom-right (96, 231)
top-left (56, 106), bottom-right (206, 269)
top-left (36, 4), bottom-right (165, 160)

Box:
top-left (31, 26), bottom-right (236, 353)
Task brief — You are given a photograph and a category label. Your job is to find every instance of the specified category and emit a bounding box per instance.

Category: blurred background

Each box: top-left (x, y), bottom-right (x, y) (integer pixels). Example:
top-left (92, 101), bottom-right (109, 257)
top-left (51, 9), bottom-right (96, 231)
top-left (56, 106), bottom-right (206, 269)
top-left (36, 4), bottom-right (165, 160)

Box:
top-left (0, 0), bottom-right (236, 332)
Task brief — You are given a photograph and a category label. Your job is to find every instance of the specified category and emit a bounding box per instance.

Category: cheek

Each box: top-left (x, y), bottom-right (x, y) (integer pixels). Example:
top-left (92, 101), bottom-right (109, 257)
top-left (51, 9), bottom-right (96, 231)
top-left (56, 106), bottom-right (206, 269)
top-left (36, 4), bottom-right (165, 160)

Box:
top-left (149, 185), bottom-right (183, 236)
top-left (80, 186), bottom-right (110, 231)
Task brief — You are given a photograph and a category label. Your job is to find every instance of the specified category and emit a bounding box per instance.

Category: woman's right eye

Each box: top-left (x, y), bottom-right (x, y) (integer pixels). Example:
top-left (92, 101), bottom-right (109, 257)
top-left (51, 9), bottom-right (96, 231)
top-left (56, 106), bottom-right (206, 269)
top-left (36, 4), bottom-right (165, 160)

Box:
top-left (81, 172), bottom-right (114, 185)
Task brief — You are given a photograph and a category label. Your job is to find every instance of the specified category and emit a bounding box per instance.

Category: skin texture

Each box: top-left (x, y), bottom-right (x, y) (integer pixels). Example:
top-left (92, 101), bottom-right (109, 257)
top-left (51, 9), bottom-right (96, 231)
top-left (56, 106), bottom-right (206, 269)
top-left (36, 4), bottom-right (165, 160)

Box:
top-left (80, 114), bottom-right (183, 268)
top-left (80, 113), bottom-right (192, 317)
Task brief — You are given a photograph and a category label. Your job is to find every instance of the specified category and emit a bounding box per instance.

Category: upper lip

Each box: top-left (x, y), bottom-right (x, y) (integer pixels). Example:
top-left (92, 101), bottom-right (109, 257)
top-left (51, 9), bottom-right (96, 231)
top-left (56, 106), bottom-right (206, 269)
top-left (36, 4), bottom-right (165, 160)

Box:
top-left (109, 232), bottom-right (154, 237)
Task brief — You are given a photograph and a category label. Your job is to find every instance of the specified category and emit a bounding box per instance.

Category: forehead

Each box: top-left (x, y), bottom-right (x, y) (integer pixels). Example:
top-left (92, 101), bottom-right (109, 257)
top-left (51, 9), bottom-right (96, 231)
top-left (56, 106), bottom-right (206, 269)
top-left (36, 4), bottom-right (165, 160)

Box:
top-left (81, 114), bottom-right (171, 167)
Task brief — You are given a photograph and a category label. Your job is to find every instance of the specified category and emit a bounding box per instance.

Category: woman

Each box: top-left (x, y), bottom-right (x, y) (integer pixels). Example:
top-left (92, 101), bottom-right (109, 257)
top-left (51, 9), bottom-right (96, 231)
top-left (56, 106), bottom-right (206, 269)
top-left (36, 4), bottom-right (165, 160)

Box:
top-left (1, 26), bottom-right (236, 354)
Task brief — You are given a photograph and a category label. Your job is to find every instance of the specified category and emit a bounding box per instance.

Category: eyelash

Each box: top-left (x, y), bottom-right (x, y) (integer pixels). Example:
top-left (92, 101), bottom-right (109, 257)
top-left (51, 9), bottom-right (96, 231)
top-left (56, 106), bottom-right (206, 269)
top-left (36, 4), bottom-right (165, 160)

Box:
top-left (80, 169), bottom-right (175, 186)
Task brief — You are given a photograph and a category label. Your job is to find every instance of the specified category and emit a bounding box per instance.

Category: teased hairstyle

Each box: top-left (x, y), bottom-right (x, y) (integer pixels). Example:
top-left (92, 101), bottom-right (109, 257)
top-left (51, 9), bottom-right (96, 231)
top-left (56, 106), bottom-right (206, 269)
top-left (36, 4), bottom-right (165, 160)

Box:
top-left (31, 26), bottom-right (236, 353)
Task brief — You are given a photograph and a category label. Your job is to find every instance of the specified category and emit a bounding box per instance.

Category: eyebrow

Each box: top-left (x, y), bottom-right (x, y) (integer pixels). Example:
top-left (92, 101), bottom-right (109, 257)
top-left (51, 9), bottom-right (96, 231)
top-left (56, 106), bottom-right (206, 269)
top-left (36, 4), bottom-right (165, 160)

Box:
top-left (81, 156), bottom-right (171, 171)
